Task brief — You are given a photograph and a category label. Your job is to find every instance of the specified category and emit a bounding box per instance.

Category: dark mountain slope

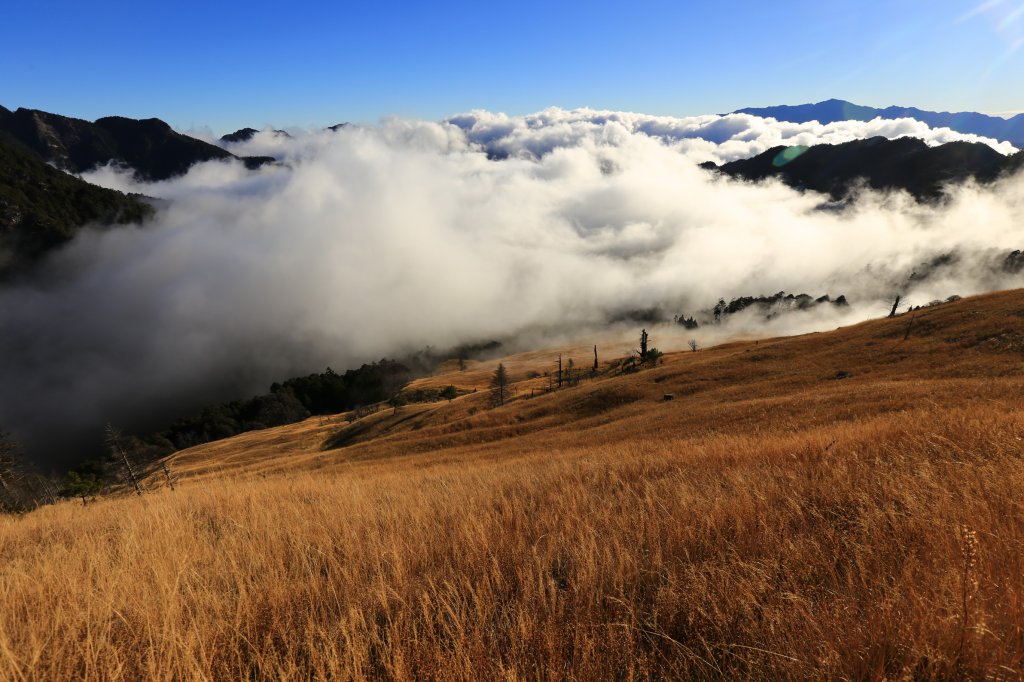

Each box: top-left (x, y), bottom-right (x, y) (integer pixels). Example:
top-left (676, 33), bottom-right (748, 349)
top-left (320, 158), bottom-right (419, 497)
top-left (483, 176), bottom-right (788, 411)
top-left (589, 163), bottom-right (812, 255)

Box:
top-left (734, 98), bottom-right (1024, 148)
top-left (221, 128), bottom-right (260, 144)
top-left (220, 128), bottom-right (291, 144)
top-left (0, 137), bottom-right (153, 271)
top-left (705, 137), bottom-right (1017, 201)
top-left (0, 107), bottom-right (274, 181)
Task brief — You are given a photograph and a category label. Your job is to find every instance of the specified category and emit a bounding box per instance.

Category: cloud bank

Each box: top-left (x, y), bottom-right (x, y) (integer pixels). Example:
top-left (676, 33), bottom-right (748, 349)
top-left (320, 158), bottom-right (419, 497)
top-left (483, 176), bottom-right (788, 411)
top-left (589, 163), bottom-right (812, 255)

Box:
top-left (215, 108), bottom-right (1018, 166)
top-left (3, 109), bottom-right (1023, 467)
top-left (437, 108), bottom-right (1019, 163)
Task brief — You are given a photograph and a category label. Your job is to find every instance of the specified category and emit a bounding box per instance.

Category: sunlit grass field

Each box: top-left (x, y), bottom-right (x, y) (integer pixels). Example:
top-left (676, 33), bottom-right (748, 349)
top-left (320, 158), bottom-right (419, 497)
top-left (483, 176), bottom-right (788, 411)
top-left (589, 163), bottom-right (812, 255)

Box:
top-left (3, 290), bottom-right (1024, 679)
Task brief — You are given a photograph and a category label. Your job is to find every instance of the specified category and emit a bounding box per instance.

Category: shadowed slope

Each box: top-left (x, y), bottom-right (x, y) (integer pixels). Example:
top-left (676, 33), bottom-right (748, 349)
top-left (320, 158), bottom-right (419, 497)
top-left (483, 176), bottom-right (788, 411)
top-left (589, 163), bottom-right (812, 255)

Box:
top-left (705, 136), bottom-right (1021, 200)
top-left (0, 137), bottom-right (154, 271)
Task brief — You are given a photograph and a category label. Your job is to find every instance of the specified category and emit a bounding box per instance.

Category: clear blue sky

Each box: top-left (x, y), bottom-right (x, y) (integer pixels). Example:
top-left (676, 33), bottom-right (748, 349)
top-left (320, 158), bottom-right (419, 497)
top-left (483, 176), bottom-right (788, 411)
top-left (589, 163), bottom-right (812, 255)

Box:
top-left (2, 0), bottom-right (1022, 134)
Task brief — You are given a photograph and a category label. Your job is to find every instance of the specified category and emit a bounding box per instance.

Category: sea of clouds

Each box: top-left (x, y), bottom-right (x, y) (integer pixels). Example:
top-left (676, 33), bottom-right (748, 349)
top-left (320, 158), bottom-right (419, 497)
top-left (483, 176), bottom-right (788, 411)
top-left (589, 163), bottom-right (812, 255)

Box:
top-left (3, 108), bottom-right (1022, 466)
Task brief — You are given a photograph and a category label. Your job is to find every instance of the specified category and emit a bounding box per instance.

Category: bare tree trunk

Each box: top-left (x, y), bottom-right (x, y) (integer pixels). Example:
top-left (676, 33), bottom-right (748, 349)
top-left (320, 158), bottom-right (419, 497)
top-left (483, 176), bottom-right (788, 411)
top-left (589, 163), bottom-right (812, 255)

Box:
top-left (160, 462), bottom-right (176, 491)
top-left (37, 478), bottom-right (57, 505)
top-left (106, 424), bottom-right (142, 495)
top-left (889, 295), bottom-right (901, 318)
top-left (593, 345), bottom-right (598, 372)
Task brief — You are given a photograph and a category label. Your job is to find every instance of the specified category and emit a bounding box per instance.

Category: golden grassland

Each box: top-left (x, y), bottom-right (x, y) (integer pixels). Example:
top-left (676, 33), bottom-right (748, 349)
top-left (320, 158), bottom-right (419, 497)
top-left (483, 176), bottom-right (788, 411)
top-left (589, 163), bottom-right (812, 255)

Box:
top-left (3, 290), bottom-right (1024, 679)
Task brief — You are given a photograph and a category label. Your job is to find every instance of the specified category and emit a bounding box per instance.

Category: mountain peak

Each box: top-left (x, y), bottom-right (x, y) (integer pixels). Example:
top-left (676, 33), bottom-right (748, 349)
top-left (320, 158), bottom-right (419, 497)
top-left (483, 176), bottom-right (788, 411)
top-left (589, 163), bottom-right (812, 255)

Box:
top-left (221, 127), bottom-right (260, 144)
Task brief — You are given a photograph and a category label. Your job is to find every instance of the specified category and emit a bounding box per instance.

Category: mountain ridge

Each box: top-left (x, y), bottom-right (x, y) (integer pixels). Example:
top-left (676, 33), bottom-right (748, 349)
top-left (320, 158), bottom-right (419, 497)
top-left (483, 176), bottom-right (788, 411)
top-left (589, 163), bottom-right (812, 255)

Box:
top-left (734, 98), bottom-right (1024, 147)
top-left (704, 135), bottom-right (1024, 201)
top-left (0, 105), bottom-right (284, 273)
top-left (0, 106), bottom-right (275, 181)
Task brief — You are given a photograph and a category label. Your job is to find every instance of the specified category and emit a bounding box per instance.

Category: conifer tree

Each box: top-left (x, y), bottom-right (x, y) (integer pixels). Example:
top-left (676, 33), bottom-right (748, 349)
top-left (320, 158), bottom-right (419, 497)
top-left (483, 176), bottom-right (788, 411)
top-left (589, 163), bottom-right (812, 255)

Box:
top-left (490, 363), bottom-right (509, 406)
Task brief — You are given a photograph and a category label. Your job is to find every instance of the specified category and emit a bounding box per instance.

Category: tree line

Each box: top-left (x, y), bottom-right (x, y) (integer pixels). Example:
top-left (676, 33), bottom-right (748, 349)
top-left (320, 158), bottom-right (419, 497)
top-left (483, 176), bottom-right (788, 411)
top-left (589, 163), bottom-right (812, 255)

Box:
top-left (0, 359), bottom-right (418, 510)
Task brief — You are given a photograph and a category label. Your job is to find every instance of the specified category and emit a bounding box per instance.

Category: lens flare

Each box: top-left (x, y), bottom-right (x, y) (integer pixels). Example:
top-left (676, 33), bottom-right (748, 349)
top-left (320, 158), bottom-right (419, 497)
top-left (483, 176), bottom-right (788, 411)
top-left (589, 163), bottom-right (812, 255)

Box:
top-left (772, 145), bottom-right (809, 167)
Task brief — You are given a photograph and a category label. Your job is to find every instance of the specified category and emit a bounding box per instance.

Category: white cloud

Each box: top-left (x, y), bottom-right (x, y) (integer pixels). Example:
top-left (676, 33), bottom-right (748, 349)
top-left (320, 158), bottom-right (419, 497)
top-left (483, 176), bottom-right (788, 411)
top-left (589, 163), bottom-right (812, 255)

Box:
top-left (441, 107), bottom-right (1018, 163)
top-left (3, 110), bottom-right (1022, 465)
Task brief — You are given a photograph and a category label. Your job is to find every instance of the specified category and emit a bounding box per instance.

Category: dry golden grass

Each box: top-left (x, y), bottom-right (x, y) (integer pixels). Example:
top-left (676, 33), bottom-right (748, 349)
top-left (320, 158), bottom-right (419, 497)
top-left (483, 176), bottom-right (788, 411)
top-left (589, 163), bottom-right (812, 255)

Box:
top-left (3, 290), bottom-right (1024, 679)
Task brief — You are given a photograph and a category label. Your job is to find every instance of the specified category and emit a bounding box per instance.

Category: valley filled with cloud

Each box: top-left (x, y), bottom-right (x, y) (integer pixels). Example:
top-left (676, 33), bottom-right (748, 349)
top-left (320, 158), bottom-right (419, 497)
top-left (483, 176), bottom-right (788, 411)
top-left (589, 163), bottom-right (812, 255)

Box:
top-left (3, 109), bottom-right (1022, 465)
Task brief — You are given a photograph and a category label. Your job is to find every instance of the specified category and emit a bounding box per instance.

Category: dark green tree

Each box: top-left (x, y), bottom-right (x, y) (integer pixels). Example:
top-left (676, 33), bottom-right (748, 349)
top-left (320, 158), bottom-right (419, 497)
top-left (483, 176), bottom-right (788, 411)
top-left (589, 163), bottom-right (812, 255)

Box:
top-left (388, 393), bottom-right (407, 415)
top-left (490, 364), bottom-right (509, 407)
top-left (65, 471), bottom-right (103, 505)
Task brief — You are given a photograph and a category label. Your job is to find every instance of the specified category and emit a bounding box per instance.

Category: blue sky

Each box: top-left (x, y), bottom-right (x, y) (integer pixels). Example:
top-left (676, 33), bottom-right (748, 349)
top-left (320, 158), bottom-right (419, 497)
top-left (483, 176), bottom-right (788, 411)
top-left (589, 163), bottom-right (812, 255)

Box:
top-left (2, 0), bottom-right (1023, 134)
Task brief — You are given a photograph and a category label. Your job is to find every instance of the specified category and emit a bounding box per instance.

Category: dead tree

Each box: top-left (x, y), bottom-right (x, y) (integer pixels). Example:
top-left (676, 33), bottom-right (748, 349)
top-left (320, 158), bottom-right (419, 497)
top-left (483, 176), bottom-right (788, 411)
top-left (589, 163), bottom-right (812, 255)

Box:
top-left (593, 345), bottom-right (598, 372)
top-left (889, 295), bottom-right (901, 318)
top-left (557, 355), bottom-right (563, 389)
top-left (36, 476), bottom-right (58, 506)
top-left (0, 432), bottom-right (63, 511)
top-left (0, 431), bottom-right (27, 510)
top-left (105, 424), bottom-right (143, 495)
top-left (0, 431), bottom-right (19, 495)
top-left (688, 339), bottom-right (699, 352)
top-left (159, 461), bottom-right (177, 491)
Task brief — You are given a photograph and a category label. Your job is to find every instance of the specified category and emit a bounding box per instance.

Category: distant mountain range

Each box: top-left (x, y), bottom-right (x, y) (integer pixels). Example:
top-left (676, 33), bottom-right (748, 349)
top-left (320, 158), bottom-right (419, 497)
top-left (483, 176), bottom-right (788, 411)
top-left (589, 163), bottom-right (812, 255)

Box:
top-left (703, 136), bottom-right (1024, 201)
top-left (734, 99), bottom-right (1024, 148)
top-left (0, 105), bottom-right (278, 274)
top-left (219, 124), bottom-right (347, 141)
top-left (0, 106), bottom-right (275, 181)
top-left (3, 101), bottom-right (1024, 276)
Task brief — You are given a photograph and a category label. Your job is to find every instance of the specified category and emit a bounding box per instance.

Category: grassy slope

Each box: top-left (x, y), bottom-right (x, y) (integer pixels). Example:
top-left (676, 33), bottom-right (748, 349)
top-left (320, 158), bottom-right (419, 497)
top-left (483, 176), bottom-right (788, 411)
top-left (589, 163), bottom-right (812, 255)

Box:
top-left (3, 290), bottom-right (1024, 679)
top-left (171, 292), bottom-right (1024, 479)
